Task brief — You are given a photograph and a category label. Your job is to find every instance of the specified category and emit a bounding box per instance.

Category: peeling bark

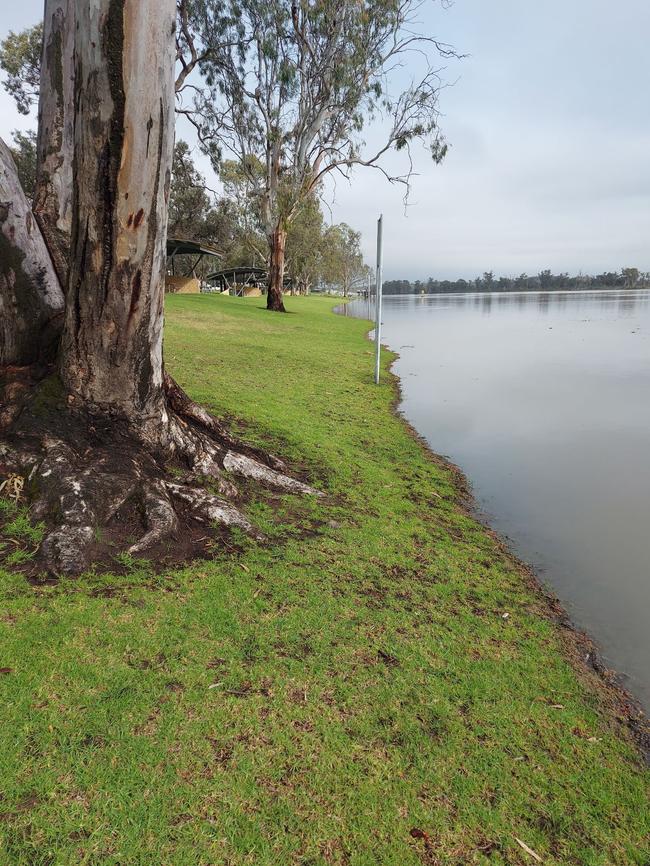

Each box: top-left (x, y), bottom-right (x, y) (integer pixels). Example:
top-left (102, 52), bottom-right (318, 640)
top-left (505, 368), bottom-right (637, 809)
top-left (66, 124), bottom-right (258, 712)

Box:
top-left (62, 0), bottom-right (176, 426)
top-left (267, 222), bottom-right (287, 312)
top-left (33, 0), bottom-right (75, 288)
top-left (0, 140), bottom-right (64, 368)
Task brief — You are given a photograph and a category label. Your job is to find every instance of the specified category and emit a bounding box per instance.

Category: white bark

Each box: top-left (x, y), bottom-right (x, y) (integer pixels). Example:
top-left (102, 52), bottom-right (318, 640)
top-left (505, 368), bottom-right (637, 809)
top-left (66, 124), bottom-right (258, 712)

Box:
top-left (165, 482), bottom-right (262, 538)
top-left (223, 451), bottom-right (323, 496)
top-left (0, 139), bottom-right (64, 367)
top-left (33, 0), bottom-right (75, 287)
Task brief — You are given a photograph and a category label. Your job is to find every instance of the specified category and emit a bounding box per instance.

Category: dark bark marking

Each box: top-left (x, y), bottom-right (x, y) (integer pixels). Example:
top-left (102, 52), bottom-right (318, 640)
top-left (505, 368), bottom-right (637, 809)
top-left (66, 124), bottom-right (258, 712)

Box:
top-left (164, 168), bottom-right (171, 204)
top-left (72, 217), bottom-right (91, 339)
top-left (45, 20), bottom-right (65, 114)
top-left (146, 115), bottom-right (154, 157)
top-left (135, 100), bottom-right (166, 411)
top-left (128, 270), bottom-right (142, 322)
top-left (33, 7), bottom-right (72, 288)
top-left (127, 213), bottom-right (133, 227)
top-left (98, 141), bottom-right (116, 310)
top-left (133, 209), bottom-right (145, 229)
top-left (98, 0), bottom-right (127, 314)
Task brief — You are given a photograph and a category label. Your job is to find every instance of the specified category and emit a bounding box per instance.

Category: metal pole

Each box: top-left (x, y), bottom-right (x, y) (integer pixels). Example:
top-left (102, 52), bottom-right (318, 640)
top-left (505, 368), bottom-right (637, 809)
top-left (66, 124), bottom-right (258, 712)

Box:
top-left (374, 215), bottom-right (384, 385)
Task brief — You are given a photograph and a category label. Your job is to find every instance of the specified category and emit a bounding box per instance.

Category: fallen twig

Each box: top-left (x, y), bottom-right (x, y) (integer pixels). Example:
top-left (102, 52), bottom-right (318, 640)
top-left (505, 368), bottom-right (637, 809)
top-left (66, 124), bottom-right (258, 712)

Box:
top-left (515, 837), bottom-right (542, 862)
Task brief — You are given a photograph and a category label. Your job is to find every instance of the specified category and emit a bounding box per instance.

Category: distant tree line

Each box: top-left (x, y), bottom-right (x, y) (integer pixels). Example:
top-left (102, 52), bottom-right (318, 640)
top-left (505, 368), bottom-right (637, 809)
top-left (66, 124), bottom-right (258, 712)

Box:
top-left (384, 269), bottom-right (650, 295)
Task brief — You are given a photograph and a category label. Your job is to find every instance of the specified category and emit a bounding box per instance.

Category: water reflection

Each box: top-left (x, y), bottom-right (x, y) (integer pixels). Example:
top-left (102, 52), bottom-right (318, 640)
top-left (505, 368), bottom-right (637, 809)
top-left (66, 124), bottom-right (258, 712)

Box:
top-left (344, 290), bottom-right (650, 710)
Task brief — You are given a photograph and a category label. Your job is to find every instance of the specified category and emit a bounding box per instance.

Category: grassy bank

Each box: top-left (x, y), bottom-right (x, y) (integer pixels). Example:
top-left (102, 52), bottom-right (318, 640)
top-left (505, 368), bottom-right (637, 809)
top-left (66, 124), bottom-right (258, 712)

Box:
top-left (0, 294), bottom-right (648, 865)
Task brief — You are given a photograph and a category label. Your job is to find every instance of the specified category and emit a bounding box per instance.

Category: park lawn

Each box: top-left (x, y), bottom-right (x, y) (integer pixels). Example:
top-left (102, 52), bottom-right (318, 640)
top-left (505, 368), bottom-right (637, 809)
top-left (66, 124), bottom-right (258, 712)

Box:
top-left (0, 293), bottom-right (648, 866)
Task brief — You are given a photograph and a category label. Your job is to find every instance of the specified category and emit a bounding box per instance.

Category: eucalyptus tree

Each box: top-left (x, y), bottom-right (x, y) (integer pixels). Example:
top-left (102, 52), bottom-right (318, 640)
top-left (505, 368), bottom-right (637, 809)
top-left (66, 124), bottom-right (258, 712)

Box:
top-left (321, 223), bottom-right (365, 297)
top-left (286, 195), bottom-right (325, 295)
top-left (1, 0), bottom-right (317, 576)
top-left (219, 157), bottom-right (269, 266)
top-left (185, 0), bottom-right (454, 311)
top-left (0, 1), bottom-right (207, 115)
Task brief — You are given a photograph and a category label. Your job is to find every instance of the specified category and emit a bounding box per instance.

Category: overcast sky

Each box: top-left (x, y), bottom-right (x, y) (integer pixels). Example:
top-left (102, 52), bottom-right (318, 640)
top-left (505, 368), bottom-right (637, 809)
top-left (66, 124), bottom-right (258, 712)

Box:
top-left (2, 0), bottom-right (649, 280)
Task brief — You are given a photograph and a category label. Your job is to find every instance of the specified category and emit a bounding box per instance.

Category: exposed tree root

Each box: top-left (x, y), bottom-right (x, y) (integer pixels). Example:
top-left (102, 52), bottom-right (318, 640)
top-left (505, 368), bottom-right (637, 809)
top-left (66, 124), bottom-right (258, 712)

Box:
top-left (163, 372), bottom-right (289, 472)
top-left (164, 482), bottom-right (262, 539)
top-left (0, 371), bottom-right (322, 576)
top-left (128, 480), bottom-right (179, 557)
top-left (221, 451), bottom-right (318, 495)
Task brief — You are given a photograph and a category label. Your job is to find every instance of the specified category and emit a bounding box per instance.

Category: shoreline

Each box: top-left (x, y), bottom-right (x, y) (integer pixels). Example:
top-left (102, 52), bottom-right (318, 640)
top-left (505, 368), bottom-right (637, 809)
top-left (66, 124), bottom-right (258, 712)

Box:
top-left (351, 305), bottom-right (650, 761)
top-left (2, 293), bottom-right (647, 863)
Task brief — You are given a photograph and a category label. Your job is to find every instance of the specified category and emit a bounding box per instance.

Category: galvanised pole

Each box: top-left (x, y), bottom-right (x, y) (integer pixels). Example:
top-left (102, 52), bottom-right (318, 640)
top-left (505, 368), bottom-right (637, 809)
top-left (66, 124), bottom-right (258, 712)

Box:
top-left (374, 215), bottom-right (384, 385)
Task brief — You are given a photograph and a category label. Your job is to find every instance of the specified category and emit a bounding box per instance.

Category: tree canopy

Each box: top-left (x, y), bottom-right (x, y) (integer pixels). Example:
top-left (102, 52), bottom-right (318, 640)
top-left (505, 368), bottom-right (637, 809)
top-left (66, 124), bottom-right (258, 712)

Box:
top-left (0, 23), bottom-right (42, 114)
top-left (180, 0), bottom-right (454, 308)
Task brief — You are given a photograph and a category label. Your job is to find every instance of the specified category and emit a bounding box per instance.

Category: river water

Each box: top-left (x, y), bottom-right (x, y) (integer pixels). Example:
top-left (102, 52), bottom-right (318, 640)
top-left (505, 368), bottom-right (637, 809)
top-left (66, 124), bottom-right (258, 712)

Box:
top-left (343, 290), bottom-right (650, 710)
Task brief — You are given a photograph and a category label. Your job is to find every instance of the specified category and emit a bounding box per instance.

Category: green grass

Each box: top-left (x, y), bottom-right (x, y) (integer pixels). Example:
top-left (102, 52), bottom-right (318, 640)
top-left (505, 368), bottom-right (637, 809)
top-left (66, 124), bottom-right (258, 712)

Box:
top-left (0, 498), bottom-right (44, 569)
top-left (0, 294), bottom-right (648, 865)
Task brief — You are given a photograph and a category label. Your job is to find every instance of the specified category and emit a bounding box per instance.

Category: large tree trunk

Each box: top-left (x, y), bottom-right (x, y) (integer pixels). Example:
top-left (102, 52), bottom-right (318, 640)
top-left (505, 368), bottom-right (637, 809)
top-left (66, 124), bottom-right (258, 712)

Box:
top-left (61, 0), bottom-right (176, 427)
top-left (33, 0), bottom-right (75, 289)
top-left (1, 0), bottom-right (321, 577)
top-left (0, 140), bottom-right (64, 368)
top-left (267, 222), bottom-right (287, 312)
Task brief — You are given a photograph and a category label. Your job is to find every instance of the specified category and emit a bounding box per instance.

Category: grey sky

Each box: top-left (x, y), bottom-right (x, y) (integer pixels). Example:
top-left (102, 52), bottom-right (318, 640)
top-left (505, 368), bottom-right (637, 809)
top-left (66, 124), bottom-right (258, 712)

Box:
top-left (2, 0), bottom-right (649, 279)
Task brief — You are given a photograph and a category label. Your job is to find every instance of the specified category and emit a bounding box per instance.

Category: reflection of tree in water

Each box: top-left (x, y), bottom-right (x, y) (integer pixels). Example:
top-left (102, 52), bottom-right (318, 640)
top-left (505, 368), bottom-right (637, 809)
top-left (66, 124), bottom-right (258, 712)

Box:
top-left (480, 294), bottom-right (493, 314)
top-left (618, 293), bottom-right (639, 314)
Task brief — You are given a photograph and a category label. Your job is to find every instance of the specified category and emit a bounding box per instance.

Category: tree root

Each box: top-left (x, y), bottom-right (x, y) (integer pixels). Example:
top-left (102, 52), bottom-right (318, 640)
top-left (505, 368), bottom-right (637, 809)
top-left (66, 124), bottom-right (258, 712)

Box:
top-left (0, 374), bottom-right (323, 576)
top-left (221, 451), bottom-right (319, 495)
top-left (165, 482), bottom-right (262, 539)
top-left (127, 480), bottom-right (179, 556)
top-left (163, 381), bottom-right (321, 498)
top-left (163, 373), bottom-right (289, 472)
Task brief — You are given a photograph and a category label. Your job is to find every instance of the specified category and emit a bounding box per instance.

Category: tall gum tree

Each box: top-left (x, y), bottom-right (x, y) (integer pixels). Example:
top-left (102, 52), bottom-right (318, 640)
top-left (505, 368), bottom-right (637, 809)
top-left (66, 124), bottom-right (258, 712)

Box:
top-left (0, 0), bottom-right (320, 576)
top-left (185, 0), bottom-right (456, 311)
top-left (62, 0), bottom-right (176, 426)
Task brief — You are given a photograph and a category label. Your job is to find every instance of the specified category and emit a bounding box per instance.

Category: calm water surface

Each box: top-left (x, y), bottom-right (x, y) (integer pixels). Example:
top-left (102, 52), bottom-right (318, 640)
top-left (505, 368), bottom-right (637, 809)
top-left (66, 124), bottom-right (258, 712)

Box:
top-left (345, 290), bottom-right (650, 710)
